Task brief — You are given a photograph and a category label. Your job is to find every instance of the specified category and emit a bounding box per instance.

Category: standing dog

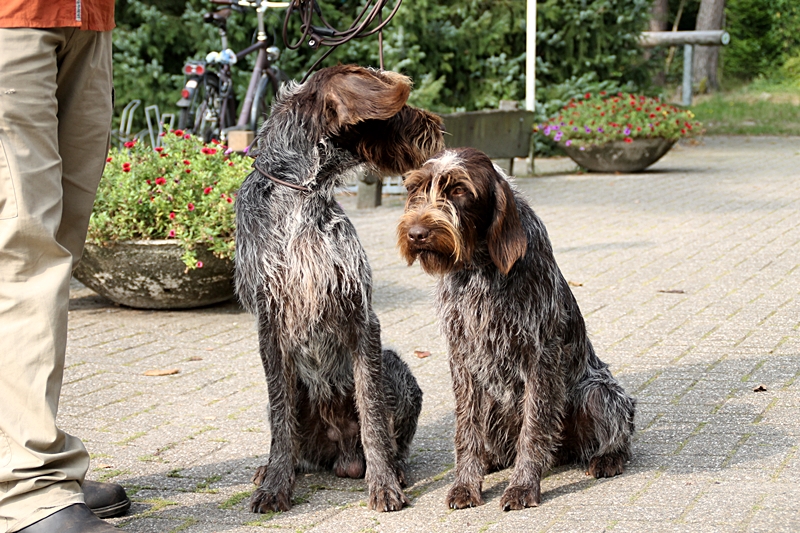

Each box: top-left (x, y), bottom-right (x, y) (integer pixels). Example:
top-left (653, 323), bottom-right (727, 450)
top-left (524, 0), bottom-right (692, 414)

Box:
top-left (397, 148), bottom-right (635, 511)
top-left (235, 65), bottom-right (444, 512)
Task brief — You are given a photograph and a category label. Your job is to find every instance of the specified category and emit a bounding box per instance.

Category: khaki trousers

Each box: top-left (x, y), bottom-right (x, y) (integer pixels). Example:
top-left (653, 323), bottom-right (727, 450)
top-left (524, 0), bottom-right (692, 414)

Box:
top-left (0, 28), bottom-right (113, 532)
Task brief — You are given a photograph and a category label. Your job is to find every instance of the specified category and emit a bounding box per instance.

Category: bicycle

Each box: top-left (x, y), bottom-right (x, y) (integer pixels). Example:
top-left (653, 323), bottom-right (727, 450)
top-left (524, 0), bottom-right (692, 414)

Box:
top-left (176, 0), bottom-right (290, 143)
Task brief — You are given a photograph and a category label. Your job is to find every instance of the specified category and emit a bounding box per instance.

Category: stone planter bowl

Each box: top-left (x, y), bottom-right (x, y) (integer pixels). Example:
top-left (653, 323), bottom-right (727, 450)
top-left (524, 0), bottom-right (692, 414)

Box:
top-left (561, 137), bottom-right (676, 173)
top-left (73, 241), bottom-right (234, 309)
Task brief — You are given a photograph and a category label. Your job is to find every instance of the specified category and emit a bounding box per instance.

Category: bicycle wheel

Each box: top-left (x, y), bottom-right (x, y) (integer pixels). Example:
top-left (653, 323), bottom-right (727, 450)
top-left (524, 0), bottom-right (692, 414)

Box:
top-left (249, 68), bottom-right (282, 136)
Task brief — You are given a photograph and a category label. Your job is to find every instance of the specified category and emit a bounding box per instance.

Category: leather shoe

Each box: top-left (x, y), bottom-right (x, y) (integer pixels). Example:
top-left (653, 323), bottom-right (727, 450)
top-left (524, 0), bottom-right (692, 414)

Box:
top-left (16, 504), bottom-right (117, 532)
top-left (82, 480), bottom-right (131, 518)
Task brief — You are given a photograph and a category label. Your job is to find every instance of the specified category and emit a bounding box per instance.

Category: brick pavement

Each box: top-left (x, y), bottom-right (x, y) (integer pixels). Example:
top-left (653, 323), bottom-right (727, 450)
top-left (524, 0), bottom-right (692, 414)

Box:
top-left (65, 136), bottom-right (800, 532)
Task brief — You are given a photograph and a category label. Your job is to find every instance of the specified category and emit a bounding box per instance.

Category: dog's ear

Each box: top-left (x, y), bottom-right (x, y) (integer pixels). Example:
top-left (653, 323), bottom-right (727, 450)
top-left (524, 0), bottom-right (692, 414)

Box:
top-left (487, 175), bottom-right (527, 275)
top-left (323, 69), bottom-right (411, 133)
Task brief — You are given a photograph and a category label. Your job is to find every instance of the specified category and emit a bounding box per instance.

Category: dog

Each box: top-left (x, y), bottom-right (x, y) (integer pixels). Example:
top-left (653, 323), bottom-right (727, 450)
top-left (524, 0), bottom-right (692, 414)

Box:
top-left (397, 147), bottom-right (636, 511)
top-left (234, 65), bottom-right (444, 513)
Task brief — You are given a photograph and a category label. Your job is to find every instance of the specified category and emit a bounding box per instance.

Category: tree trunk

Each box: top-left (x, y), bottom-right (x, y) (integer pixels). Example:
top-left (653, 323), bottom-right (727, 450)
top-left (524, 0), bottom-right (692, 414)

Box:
top-left (649, 0), bottom-right (669, 32)
top-left (693, 0), bottom-right (726, 92)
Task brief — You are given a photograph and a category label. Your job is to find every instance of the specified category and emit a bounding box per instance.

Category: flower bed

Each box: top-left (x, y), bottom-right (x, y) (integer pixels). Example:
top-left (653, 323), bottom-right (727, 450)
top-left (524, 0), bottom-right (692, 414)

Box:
top-left (538, 92), bottom-right (702, 150)
top-left (87, 131), bottom-right (251, 270)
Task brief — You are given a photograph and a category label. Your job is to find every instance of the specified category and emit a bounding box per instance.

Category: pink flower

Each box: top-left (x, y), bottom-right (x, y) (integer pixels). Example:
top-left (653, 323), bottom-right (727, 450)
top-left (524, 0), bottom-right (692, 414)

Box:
top-left (196, 261), bottom-right (204, 268)
top-left (203, 186), bottom-right (213, 195)
top-left (187, 203), bottom-right (195, 211)
top-left (155, 177), bottom-right (166, 185)
top-left (168, 229), bottom-right (176, 238)
top-left (169, 212), bottom-right (176, 219)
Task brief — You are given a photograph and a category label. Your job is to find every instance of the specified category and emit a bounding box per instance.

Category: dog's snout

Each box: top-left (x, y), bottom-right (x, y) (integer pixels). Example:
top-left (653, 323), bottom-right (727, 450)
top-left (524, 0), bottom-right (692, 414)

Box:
top-left (407, 225), bottom-right (430, 243)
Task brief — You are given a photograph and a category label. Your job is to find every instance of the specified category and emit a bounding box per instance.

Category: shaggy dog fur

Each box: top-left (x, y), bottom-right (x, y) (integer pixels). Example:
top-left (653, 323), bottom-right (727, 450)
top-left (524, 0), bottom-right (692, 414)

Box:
top-left (235, 65), bottom-right (444, 513)
top-left (397, 147), bottom-right (636, 511)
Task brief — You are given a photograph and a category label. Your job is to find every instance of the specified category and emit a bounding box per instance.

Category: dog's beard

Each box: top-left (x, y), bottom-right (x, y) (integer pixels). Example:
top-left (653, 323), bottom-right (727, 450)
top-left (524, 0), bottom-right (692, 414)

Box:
top-left (397, 206), bottom-right (465, 276)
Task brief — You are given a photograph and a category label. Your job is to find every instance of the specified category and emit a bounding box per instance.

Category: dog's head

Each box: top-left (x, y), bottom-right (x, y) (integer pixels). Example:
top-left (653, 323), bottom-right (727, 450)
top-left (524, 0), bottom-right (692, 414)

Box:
top-left (270, 65), bottom-right (444, 176)
top-left (397, 148), bottom-right (527, 276)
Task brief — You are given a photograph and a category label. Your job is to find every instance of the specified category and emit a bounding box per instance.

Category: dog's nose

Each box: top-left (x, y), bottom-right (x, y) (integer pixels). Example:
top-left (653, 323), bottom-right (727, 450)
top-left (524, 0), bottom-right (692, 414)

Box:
top-left (408, 226), bottom-right (430, 243)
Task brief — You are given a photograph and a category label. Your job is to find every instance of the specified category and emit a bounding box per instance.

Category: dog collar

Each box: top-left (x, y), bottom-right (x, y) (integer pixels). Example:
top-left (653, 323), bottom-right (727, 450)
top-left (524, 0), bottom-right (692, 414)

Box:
top-left (253, 161), bottom-right (312, 193)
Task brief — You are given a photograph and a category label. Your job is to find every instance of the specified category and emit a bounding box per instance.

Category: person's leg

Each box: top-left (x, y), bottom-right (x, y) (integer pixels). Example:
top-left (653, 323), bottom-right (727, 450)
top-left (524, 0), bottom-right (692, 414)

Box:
top-left (0, 28), bottom-right (113, 533)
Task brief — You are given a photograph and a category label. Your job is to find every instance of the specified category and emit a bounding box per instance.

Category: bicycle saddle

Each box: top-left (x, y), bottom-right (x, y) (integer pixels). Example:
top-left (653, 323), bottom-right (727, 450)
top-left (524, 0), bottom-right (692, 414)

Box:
top-left (203, 9), bottom-right (233, 27)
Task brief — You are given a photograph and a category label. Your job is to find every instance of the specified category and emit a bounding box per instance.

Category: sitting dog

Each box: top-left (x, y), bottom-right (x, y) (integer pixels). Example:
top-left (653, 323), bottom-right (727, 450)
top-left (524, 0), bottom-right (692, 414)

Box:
top-left (397, 147), bottom-right (636, 511)
top-left (235, 65), bottom-right (444, 512)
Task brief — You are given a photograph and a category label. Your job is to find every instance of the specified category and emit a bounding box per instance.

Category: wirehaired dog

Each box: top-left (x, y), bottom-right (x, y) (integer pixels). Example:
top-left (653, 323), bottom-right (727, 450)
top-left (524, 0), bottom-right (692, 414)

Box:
top-left (397, 147), bottom-right (635, 511)
top-left (234, 65), bottom-right (444, 513)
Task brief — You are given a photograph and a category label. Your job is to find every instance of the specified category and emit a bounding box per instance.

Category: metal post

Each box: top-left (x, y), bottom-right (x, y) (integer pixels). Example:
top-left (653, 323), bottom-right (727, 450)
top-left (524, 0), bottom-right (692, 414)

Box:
top-left (682, 44), bottom-right (693, 107)
top-left (525, 0), bottom-right (536, 112)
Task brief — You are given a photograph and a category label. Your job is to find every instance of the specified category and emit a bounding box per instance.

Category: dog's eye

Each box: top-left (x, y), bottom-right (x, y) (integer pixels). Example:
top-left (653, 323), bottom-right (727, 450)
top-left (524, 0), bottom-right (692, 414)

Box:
top-left (450, 185), bottom-right (467, 197)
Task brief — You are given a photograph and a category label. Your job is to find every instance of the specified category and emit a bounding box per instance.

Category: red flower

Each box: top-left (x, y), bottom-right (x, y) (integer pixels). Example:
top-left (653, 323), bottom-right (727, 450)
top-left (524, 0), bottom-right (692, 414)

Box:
top-left (106, 157), bottom-right (112, 163)
top-left (227, 161), bottom-right (234, 166)
top-left (211, 139), bottom-right (220, 145)
top-left (226, 197), bottom-right (233, 203)
top-left (155, 146), bottom-right (164, 153)
top-left (123, 140), bottom-right (136, 148)
top-left (681, 128), bottom-right (686, 134)
top-left (169, 212), bottom-right (176, 219)
top-left (168, 229), bottom-right (176, 238)
top-left (183, 159), bottom-right (191, 165)
top-left (187, 203), bottom-right (195, 211)
top-left (146, 179), bottom-right (151, 185)
top-left (201, 147), bottom-right (218, 155)
top-left (155, 177), bottom-right (166, 185)
top-left (160, 153), bottom-right (168, 158)
top-left (203, 186), bottom-right (213, 195)
top-left (600, 90), bottom-right (607, 95)
top-left (584, 92), bottom-right (591, 99)
top-left (122, 162), bottom-right (131, 173)
top-left (185, 169), bottom-right (191, 174)
top-left (649, 113), bottom-right (656, 118)
top-left (624, 138), bottom-right (633, 143)
top-left (174, 129), bottom-right (184, 136)
top-left (184, 134), bottom-right (191, 139)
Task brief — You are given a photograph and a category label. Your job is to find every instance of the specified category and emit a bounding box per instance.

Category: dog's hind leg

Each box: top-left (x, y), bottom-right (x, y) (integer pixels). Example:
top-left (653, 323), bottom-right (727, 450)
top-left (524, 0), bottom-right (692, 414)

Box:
top-left (318, 393), bottom-right (366, 480)
top-left (250, 312), bottom-right (298, 513)
top-left (381, 349), bottom-right (423, 487)
top-left (574, 363), bottom-right (636, 479)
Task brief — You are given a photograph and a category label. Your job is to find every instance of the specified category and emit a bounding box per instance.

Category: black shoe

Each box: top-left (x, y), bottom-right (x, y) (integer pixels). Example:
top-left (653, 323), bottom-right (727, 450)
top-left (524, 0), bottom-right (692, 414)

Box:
top-left (17, 504), bottom-right (117, 532)
top-left (82, 480), bottom-right (131, 518)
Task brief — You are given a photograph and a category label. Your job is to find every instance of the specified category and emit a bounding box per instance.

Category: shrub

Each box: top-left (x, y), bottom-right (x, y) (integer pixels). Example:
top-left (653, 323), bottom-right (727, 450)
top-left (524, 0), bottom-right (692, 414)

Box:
top-left (87, 131), bottom-right (250, 269)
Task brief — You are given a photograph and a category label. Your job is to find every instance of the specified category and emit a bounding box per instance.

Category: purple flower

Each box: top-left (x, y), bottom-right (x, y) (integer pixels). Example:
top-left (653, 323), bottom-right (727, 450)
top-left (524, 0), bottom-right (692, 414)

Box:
top-left (598, 127), bottom-right (605, 133)
top-left (573, 127), bottom-right (579, 132)
top-left (543, 126), bottom-right (552, 136)
top-left (554, 132), bottom-right (563, 141)
top-left (579, 146), bottom-right (586, 151)
top-left (585, 126), bottom-right (592, 133)
top-left (624, 127), bottom-right (631, 135)
top-left (565, 139), bottom-right (572, 146)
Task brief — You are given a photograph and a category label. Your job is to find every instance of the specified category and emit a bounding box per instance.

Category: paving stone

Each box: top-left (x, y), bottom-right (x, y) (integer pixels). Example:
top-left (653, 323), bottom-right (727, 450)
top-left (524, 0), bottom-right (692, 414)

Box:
top-left (62, 136), bottom-right (800, 532)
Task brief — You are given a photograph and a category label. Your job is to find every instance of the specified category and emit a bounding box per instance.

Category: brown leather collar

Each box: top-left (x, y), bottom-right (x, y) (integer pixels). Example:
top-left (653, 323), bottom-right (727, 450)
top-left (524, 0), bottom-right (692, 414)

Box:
top-left (253, 161), bottom-right (311, 192)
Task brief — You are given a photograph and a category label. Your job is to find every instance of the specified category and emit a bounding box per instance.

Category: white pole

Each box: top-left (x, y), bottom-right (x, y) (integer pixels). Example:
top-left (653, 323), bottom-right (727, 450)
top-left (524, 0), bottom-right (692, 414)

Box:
top-left (525, 0), bottom-right (536, 112)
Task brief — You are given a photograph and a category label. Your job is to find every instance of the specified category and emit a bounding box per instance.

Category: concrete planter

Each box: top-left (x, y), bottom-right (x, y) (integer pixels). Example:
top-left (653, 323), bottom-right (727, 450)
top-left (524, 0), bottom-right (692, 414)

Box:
top-left (73, 241), bottom-right (234, 309)
top-left (561, 137), bottom-right (676, 172)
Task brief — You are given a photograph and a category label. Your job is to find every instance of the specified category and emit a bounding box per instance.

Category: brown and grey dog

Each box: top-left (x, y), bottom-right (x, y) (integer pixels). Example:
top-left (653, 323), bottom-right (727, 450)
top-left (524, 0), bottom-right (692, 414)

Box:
top-left (397, 147), bottom-right (635, 511)
top-left (235, 65), bottom-right (444, 513)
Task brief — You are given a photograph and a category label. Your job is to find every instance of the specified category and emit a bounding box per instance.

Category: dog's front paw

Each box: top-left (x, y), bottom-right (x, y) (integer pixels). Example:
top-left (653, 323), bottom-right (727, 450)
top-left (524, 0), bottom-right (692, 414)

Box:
top-left (446, 483), bottom-right (484, 509)
top-left (587, 453), bottom-right (626, 478)
top-left (367, 481), bottom-right (409, 512)
top-left (250, 485), bottom-right (292, 513)
top-left (500, 484), bottom-right (540, 511)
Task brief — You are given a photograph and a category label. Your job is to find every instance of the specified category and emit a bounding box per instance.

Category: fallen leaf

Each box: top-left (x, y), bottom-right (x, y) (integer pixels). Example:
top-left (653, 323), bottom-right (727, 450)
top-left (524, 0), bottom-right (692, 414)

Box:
top-left (657, 289), bottom-right (685, 294)
top-left (144, 368), bottom-right (180, 376)
top-left (188, 356), bottom-right (203, 361)
top-left (568, 280), bottom-right (583, 287)
top-left (413, 350), bottom-right (431, 359)
top-left (753, 384), bottom-right (767, 392)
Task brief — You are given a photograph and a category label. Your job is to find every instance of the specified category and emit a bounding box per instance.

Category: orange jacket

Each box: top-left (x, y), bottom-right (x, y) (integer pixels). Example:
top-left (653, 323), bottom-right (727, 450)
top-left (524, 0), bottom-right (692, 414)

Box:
top-left (0, 0), bottom-right (114, 31)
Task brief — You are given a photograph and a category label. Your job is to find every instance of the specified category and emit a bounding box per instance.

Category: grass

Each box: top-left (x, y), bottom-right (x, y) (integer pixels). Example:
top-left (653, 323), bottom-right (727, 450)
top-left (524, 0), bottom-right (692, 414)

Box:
top-left (691, 80), bottom-right (800, 135)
